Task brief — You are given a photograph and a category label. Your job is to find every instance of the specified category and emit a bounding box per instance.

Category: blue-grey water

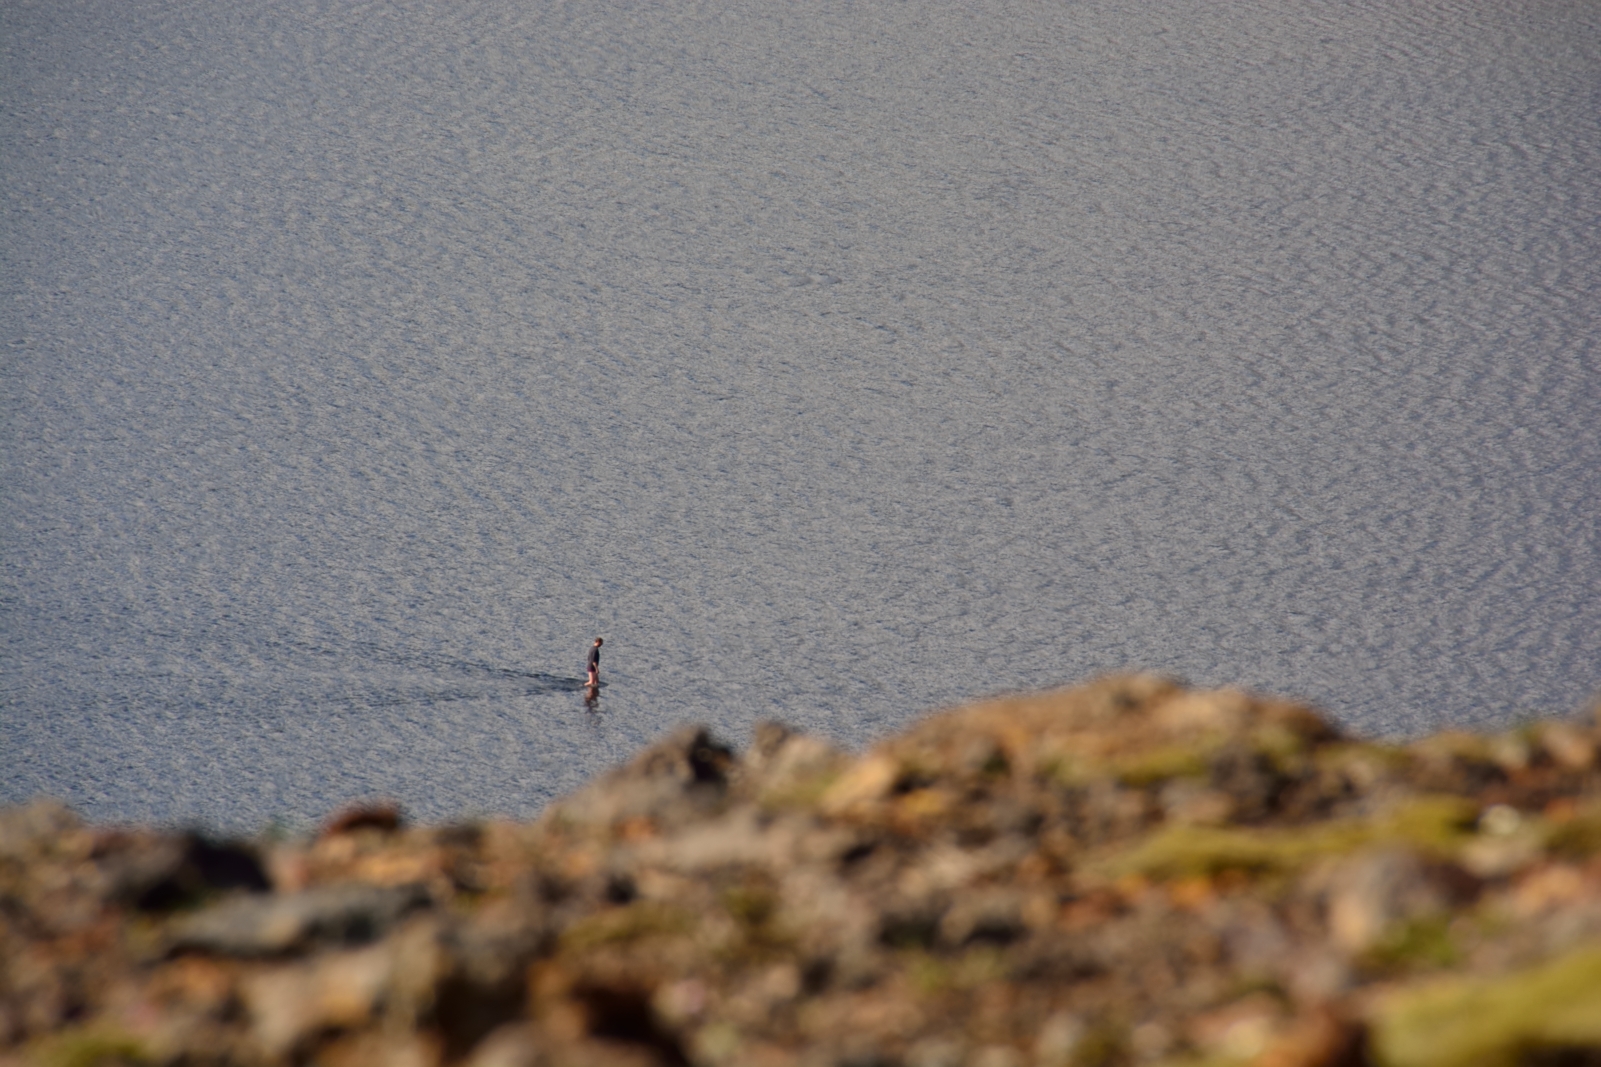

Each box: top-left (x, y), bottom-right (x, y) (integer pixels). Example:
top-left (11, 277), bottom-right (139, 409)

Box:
top-left (4, 0), bottom-right (1599, 831)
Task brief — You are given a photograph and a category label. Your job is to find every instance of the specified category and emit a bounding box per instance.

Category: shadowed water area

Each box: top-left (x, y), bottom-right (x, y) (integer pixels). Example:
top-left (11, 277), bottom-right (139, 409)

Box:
top-left (3, 0), bottom-right (1599, 830)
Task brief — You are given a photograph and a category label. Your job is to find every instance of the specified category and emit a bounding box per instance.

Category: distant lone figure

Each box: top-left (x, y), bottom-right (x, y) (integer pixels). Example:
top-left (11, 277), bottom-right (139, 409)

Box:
top-left (586, 637), bottom-right (603, 687)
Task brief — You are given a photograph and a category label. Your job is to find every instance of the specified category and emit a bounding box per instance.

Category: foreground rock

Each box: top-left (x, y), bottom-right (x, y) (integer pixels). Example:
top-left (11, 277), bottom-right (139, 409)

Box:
top-left (5, 675), bottom-right (1601, 1067)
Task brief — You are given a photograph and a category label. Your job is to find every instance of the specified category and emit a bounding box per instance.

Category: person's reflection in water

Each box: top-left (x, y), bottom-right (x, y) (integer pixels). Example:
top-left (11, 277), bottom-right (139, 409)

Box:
top-left (584, 682), bottom-right (600, 708)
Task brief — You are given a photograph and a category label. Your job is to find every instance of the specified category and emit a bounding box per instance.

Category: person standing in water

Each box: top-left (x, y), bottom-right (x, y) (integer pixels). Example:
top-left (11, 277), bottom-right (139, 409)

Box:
top-left (586, 637), bottom-right (603, 687)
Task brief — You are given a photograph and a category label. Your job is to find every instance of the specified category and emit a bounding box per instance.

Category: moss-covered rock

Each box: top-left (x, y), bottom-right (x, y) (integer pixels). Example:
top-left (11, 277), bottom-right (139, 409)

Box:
top-left (1371, 946), bottom-right (1601, 1067)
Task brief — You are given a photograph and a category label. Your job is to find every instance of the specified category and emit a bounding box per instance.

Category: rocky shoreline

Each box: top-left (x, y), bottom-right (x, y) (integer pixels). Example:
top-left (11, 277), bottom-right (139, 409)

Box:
top-left (5, 675), bottom-right (1601, 1067)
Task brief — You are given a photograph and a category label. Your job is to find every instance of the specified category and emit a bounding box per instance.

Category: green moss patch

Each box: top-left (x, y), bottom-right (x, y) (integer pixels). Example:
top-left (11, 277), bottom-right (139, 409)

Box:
top-left (758, 768), bottom-right (842, 812)
top-left (1095, 795), bottom-right (1479, 881)
top-left (1112, 740), bottom-right (1220, 787)
top-left (1542, 805), bottom-right (1601, 859)
top-left (1362, 914), bottom-right (1460, 975)
top-left (1372, 946), bottom-right (1601, 1067)
top-left (560, 901), bottom-right (695, 952)
top-left (33, 1029), bottom-right (151, 1067)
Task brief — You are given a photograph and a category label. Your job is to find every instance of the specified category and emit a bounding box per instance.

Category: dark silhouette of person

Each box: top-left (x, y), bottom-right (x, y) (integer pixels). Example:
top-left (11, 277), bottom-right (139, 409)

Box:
top-left (586, 637), bottom-right (603, 687)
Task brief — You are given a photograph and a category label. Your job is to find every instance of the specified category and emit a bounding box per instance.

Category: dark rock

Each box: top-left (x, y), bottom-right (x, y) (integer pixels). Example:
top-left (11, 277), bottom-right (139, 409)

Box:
top-left (320, 800), bottom-right (404, 837)
top-left (939, 890), bottom-right (1025, 947)
top-left (877, 903), bottom-right (944, 950)
top-left (569, 982), bottom-right (690, 1066)
top-left (1208, 742), bottom-right (1288, 823)
top-left (103, 833), bottom-right (271, 911)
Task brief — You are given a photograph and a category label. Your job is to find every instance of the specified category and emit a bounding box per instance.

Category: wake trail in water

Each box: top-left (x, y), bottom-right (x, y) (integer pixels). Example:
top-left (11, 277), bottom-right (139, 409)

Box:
top-left (270, 635), bottom-right (597, 698)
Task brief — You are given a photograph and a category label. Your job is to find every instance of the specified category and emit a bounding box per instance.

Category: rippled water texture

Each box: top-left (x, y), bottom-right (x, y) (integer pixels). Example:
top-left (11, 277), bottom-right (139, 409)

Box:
top-left (4, 0), bottom-right (1599, 829)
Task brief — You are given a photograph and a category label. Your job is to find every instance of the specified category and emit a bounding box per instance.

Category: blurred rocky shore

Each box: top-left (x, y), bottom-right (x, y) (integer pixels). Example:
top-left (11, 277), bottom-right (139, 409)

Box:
top-left (6, 675), bottom-right (1601, 1067)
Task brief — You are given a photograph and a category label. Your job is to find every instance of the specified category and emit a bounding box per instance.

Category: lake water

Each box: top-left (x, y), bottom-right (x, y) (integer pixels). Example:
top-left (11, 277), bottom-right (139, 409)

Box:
top-left (4, 0), bottom-right (1599, 831)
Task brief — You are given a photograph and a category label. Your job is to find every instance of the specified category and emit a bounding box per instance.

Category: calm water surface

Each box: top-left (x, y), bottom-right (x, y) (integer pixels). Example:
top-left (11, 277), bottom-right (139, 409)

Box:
top-left (4, 0), bottom-right (1600, 829)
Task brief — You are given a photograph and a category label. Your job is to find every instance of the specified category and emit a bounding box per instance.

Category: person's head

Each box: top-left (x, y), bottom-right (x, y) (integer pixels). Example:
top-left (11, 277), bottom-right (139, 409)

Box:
top-left (594, 637), bottom-right (603, 646)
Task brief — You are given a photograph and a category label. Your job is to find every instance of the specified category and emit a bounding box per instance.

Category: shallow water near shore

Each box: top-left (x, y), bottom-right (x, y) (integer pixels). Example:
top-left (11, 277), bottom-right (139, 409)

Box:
top-left (4, 0), bottom-right (1600, 830)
